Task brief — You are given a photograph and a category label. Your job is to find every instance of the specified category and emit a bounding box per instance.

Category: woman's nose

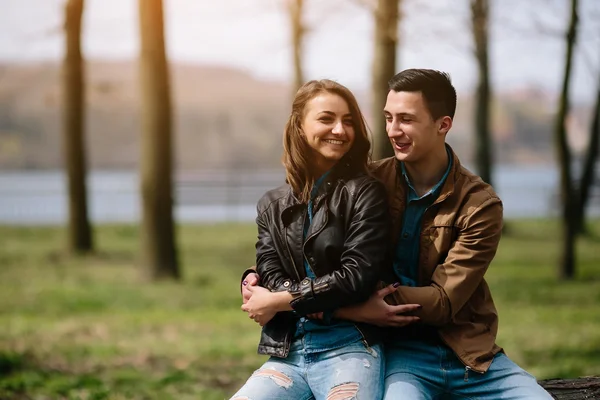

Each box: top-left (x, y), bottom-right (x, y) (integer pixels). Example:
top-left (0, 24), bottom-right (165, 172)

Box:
top-left (332, 121), bottom-right (345, 134)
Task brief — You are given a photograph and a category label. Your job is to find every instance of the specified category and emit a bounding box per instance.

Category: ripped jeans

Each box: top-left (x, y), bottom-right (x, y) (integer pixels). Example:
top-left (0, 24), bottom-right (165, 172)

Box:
top-left (230, 338), bottom-right (384, 400)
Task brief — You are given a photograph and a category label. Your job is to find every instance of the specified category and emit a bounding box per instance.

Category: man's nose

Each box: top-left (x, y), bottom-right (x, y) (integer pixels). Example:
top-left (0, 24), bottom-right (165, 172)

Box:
top-left (387, 120), bottom-right (402, 137)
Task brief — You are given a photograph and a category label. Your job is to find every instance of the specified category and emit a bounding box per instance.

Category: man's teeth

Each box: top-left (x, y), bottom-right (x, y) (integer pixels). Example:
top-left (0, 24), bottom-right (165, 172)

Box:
top-left (324, 139), bottom-right (344, 145)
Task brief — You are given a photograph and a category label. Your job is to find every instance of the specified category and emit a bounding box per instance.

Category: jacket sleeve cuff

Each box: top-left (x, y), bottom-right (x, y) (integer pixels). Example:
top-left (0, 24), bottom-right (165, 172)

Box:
top-left (288, 278), bottom-right (317, 315)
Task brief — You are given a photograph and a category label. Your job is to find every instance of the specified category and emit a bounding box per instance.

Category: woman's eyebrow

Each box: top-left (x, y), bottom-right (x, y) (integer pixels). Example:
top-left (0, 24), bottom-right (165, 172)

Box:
top-left (317, 111), bottom-right (353, 117)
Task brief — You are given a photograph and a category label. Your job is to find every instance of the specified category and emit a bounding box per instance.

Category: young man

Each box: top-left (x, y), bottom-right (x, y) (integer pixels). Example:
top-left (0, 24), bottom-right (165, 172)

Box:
top-left (242, 69), bottom-right (552, 399)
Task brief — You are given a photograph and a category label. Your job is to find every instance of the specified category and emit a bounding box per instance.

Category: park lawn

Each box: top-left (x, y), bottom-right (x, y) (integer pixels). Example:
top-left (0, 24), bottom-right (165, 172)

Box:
top-left (0, 220), bottom-right (599, 399)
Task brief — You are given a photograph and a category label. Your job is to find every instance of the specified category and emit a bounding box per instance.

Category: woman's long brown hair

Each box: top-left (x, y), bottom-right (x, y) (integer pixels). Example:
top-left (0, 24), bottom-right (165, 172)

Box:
top-left (282, 79), bottom-right (372, 203)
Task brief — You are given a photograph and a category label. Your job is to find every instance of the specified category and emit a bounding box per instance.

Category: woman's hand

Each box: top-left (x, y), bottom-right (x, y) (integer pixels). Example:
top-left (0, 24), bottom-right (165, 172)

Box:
top-left (242, 272), bottom-right (260, 304)
top-left (241, 285), bottom-right (292, 326)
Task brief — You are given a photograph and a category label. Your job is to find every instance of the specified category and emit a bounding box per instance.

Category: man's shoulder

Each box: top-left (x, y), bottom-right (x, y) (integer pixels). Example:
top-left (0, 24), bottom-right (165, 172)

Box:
top-left (368, 157), bottom-right (397, 183)
top-left (454, 165), bottom-right (502, 209)
top-left (369, 157), bottom-right (396, 173)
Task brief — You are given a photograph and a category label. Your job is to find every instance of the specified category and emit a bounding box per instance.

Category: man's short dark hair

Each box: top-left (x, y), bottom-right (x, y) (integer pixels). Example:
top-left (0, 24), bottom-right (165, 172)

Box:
top-left (388, 69), bottom-right (457, 120)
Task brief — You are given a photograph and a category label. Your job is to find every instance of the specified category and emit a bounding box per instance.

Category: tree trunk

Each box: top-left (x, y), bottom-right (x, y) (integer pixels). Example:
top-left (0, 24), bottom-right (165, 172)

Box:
top-left (574, 66), bottom-right (600, 235)
top-left (288, 0), bottom-right (304, 94)
top-left (471, 0), bottom-right (493, 186)
top-left (138, 0), bottom-right (180, 280)
top-left (553, 0), bottom-right (578, 280)
top-left (63, 0), bottom-right (93, 254)
top-left (372, 0), bottom-right (400, 160)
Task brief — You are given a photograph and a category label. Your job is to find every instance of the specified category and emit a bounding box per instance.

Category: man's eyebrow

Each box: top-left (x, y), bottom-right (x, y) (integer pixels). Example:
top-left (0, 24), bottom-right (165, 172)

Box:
top-left (383, 111), bottom-right (416, 118)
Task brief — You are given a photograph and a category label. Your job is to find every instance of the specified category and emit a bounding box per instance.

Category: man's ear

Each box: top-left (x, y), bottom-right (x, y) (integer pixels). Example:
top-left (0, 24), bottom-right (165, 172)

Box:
top-left (438, 116), bottom-right (452, 136)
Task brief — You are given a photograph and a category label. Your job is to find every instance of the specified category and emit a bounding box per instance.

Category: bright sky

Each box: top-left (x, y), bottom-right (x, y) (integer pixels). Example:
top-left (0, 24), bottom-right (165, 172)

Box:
top-left (1, 0), bottom-right (600, 102)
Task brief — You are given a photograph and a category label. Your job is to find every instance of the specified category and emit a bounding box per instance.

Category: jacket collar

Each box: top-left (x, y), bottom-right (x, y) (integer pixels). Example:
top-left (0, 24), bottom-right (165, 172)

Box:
top-left (434, 144), bottom-right (461, 206)
top-left (394, 143), bottom-right (460, 206)
top-left (281, 155), bottom-right (362, 210)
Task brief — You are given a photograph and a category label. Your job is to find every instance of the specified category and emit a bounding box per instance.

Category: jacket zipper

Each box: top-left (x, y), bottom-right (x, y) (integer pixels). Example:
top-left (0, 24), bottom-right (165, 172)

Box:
top-left (464, 365), bottom-right (471, 381)
top-left (438, 333), bottom-right (485, 375)
top-left (304, 199), bottom-right (328, 245)
top-left (354, 325), bottom-right (368, 346)
top-left (420, 195), bottom-right (486, 376)
top-left (313, 282), bottom-right (329, 291)
top-left (303, 201), bottom-right (329, 277)
top-left (284, 225), bottom-right (302, 282)
top-left (282, 222), bottom-right (302, 358)
top-left (398, 153), bottom-right (485, 377)
top-left (282, 330), bottom-right (292, 358)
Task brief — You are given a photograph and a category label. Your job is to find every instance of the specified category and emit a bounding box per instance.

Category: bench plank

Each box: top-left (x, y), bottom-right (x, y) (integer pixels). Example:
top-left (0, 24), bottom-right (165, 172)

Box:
top-left (539, 377), bottom-right (600, 399)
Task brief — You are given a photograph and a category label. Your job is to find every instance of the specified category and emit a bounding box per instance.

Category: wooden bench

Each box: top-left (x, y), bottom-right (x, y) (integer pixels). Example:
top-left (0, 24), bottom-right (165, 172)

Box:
top-left (540, 377), bottom-right (600, 399)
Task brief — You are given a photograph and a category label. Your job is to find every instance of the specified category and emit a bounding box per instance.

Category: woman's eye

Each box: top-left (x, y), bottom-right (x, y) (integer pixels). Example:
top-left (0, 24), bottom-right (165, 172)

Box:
top-left (343, 119), bottom-right (353, 126)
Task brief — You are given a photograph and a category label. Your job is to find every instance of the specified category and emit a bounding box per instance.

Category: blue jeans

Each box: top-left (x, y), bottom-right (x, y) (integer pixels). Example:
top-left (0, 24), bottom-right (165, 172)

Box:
top-left (384, 339), bottom-right (553, 400)
top-left (231, 338), bottom-right (385, 400)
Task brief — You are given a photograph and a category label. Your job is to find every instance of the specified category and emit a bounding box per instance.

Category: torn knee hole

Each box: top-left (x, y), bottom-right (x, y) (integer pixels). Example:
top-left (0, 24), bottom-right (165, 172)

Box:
top-left (327, 382), bottom-right (360, 400)
top-left (254, 368), bottom-right (293, 388)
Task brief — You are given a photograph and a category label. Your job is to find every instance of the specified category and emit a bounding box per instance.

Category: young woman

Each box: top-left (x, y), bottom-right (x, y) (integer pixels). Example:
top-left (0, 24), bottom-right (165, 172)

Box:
top-left (231, 80), bottom-right (391, 400)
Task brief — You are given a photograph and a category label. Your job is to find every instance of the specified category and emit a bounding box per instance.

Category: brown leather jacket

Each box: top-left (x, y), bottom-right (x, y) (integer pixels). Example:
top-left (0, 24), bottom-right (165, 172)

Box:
top-left (372, 146), bottom-right (504, 373)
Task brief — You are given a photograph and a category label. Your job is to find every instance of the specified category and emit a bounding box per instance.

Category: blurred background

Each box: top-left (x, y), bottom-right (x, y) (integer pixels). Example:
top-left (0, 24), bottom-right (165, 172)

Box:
top-left (0, 0), bottom-right (599, 399)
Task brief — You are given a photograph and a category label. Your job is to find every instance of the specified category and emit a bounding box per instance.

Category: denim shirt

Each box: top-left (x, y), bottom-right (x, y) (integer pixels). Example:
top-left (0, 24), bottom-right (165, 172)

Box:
top-left (393, 147), bottom-right (453, 285)
top-left (294, 171), bottom-right (362, 352)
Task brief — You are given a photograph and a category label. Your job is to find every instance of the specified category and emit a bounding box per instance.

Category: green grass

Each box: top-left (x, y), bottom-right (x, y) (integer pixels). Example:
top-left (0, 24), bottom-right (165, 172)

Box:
top-left (0, 220), bottom-right (599, 399)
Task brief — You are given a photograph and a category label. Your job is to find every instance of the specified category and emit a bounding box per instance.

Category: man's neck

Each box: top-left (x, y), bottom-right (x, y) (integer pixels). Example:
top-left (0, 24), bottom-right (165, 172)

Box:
top-left (403, 145), bottom-right (449, 197)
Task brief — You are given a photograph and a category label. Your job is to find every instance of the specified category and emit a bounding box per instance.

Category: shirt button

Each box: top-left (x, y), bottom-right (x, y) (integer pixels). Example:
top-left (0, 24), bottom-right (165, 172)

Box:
top-left (283, 280), bottom-right (291, 287)
top-left (403, 232), bottom-right (409, 239)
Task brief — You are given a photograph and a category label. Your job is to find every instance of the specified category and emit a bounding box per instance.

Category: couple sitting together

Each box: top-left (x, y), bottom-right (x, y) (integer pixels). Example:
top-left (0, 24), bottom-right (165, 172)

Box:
top-left (231, 69), bottom-right (552, 400)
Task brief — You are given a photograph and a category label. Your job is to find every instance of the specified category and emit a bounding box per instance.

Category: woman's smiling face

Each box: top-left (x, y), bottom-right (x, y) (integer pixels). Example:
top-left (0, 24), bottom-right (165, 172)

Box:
top-left (301, 92), bottom-right (355, 176)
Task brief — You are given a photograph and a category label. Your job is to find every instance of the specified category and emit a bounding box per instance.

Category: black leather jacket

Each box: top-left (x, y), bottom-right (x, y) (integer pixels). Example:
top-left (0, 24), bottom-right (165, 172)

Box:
top-left (252, 161), bottom-right (391, 358)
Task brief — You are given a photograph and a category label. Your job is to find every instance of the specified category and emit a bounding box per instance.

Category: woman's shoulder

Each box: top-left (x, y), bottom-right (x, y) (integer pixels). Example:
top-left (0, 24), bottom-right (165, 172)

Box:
top-left (340, 172), bottom-right (385, 191)
top-left (257, 183), bottom-right (291, 213)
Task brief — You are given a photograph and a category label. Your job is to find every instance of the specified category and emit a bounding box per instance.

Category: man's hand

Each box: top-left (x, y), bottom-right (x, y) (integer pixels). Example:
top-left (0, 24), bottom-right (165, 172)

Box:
top-left (241, 285), bottom-right (283, 326)
top-left (335, 283), bottom-right (421, 327)
top-left (242, 272), bottom-right (260, 304)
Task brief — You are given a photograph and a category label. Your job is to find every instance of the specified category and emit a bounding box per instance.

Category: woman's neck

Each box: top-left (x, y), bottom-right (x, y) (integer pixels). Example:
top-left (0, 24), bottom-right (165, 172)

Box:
top-left (311, 160), bottom-right (335, 180)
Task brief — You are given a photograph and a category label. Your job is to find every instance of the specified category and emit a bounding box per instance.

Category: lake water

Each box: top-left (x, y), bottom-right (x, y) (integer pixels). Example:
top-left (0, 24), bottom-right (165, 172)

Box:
top-left (0, 166), bottom-right (599, 225)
